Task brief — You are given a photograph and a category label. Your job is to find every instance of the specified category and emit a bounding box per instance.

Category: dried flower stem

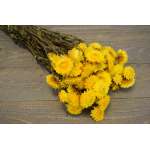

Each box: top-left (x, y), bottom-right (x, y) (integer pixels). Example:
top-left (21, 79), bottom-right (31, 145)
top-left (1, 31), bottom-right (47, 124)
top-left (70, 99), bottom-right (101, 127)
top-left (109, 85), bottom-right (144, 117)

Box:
top-left (0, 25), bottom-right (83, 71)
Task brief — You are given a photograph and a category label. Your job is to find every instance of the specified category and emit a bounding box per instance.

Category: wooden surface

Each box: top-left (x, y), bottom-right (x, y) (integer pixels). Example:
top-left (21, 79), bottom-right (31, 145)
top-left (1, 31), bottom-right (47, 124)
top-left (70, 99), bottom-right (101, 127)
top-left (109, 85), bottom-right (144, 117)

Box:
top-left (0, 25), bottom-right (150, 123)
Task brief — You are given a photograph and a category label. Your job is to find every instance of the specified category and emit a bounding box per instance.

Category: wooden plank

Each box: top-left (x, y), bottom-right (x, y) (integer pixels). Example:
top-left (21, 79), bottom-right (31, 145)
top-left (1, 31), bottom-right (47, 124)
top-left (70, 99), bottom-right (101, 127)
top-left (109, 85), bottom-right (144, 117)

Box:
top-left (0, 98), bottom-right (150, 123)
top-left (0, 67), bottom-right (57, 101)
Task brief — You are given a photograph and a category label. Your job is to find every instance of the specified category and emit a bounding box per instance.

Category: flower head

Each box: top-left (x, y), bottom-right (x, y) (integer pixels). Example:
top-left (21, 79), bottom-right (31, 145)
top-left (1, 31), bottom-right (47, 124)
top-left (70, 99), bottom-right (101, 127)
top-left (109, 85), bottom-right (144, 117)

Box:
top-left (66, 104), bottom-right (82, 115)
top-left (52, 55), bottom-right (73, 76)
top-left (123, 66), bottom-right (135, 80)
top-left (48, 52), bottom-right (60, 63)
top-left (58, 90), bottom-right (68, 103)
top-left (121, 78), bottom-right (135, 88)
top-left (97, 95), bottom-right (110, 111)
top-left (84, 75), bottom-right (100, 90)
top-left (117, 49), bottom-right (128, 64)
top-left (80, 90), bottom-right (96, 108)
top-left (46, 74), bottom-right (60, 89)
top-left (104, 46), bottom-right (117, 58)
top-left (89, 42), bottom-right (102, 50)
top-left (90, 107), bottom-right (104, 121)
top-left (110, 64), bottom-right (124, 76)
top-left (69, 62), bottom-right (83, 77)
top-left (67, 90), bottom-right (80, 107)
top-left (81, 62), bottom-right (98, 78)
top-left (97, 71), bottom-right (111, 86)
top-left (78, 43), bottom-right (87, 52)
top-left (68, 48), bottom-right (84, 62)
top-left (84, 47), bottom-right (104, 63)
top-left (113, 74), bottom-right (123, 85)
top-left (93, 79), bottom-right (109, 95)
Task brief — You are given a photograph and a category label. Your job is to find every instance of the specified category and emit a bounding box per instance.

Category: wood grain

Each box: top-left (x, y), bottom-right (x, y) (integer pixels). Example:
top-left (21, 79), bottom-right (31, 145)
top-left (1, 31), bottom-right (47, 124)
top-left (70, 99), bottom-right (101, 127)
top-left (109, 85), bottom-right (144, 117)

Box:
top-left (0, 25), bottom-right (150, 123)
top-left (0, 98), bottom-right (150, 123)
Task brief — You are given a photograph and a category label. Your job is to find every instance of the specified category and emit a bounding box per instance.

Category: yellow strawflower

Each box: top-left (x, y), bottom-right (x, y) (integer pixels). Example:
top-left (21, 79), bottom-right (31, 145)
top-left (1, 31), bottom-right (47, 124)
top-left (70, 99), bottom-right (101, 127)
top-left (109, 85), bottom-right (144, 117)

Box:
top-left (104, 46), bottom-right (117, 58)
top-left (117, 49), bottom-right (128, 64)
top-left (121, 78), bottom-right (135, 88)
top-left (68, 48), bottom-right (84, 62)
top-left (67, 90), bottom-right (80, 107)
top-left (66, 104), bottom-right (82, 115)
top-left (89, 42), bottom-right (103, 50)
top-left (84, 75), bottom-right (100, 90)
top-left (52, 55), bottom-right (74, 76)
top-left (113, 74), bottom-right (123, 85)
top-left (48, 52), bottom-right (60, 63)
top-left (110, 64), bottom-right (124, 76)
top-left (97, 95), bottom-right (110, 111)
top-left (69, 62), bottom-right (83, 77)
top-left (78, 43), bottom-right (87, 52)
top-left (123, 66), bottom-right (135, 80)
top-left (97, 71), bottom-right (111, 86)
top-left (93, 79), bottom-right (109, 95)
top-left (88, 79), bottom-right (109, 100)
top-left (81, 62), bottom-right (98, 78)
top-left (46, 74), bottom-right (60, 89)
top-left (90, 107), bottom-right (104, 121)
top-left (84, 47), bottom-right (105, 63)
top-left (80, 90), bottom-right (96, 108)
top-left (58, 90), bottom-right (68, 103)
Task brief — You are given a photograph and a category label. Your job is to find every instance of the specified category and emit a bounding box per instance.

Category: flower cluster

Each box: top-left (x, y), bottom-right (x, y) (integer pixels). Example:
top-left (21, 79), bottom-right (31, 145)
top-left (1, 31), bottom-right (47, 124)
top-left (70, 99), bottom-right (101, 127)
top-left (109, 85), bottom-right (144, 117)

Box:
top-left (46, 42), bottom-right (136, 121)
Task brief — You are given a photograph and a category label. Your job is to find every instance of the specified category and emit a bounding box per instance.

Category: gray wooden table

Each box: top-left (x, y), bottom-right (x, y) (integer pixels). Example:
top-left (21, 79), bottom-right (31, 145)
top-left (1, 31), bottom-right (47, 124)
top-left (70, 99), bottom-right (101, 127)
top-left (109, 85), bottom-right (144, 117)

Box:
top-left (0, 26), bottom-right (150, 123)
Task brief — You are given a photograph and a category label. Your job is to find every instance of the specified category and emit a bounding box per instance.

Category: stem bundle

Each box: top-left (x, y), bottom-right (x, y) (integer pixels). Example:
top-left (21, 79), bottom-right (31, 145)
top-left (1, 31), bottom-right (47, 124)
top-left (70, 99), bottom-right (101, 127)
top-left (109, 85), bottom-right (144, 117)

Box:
top-left (0, 25), bottom-right (83, 71)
